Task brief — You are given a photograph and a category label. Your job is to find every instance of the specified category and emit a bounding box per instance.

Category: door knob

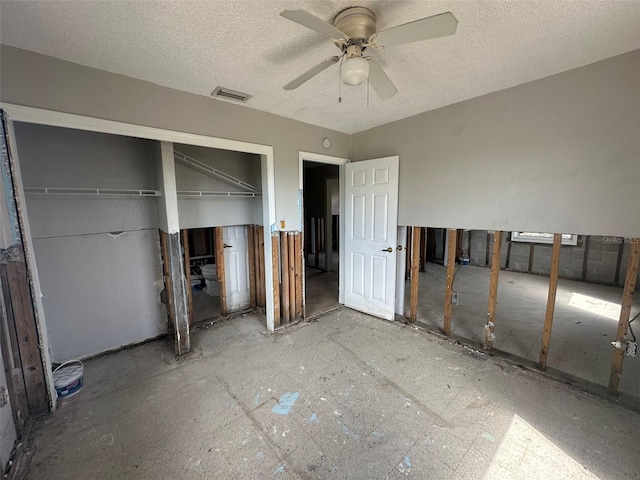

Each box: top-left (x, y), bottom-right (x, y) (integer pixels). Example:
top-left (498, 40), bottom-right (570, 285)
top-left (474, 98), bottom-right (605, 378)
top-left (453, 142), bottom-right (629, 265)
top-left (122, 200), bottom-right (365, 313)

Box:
top-left (223, 243), bottom-right (232, 248)
top-left (381, 247), bottom-right (393, 253)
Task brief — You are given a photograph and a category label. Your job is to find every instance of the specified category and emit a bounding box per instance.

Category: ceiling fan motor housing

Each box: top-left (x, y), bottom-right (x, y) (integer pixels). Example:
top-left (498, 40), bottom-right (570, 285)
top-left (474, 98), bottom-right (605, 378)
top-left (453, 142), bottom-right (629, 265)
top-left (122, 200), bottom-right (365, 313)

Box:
top-left (333, 6), bottom-right (377, 44)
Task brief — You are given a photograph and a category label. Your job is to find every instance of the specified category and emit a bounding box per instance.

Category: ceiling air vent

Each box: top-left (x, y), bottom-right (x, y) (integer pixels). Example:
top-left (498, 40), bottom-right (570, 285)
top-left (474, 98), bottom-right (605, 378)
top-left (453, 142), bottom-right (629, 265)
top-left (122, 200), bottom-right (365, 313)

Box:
top-left (211, 86), bottom-right (252, 103)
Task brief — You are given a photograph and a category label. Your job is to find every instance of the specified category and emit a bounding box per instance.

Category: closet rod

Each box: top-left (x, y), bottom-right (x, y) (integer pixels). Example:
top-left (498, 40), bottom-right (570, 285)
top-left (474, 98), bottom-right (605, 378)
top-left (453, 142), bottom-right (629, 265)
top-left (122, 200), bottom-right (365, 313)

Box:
top-left (24, 187), bottom-right (160, 197)
top-left (177, 191), bottom-right (262, 198)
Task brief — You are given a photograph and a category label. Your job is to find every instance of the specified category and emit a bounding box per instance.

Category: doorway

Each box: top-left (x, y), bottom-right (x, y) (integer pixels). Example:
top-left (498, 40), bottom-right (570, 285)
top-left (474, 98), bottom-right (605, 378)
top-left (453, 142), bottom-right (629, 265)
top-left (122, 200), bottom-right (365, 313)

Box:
top-left (299, 152), bottom-right (348, 318)
top-left (303, 162), bottom-right (339, 317)
top-left (183, 225), bottom-right (255, 327)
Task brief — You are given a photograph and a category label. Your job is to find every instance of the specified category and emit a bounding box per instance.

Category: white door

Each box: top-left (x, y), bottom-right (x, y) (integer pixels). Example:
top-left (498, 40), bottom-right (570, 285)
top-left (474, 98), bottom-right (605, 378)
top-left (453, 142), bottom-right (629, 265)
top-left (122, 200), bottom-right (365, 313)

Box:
top-left (344, 156), bottom-right (399, 320)
top-left (223, 225), bottom-right (250, 311)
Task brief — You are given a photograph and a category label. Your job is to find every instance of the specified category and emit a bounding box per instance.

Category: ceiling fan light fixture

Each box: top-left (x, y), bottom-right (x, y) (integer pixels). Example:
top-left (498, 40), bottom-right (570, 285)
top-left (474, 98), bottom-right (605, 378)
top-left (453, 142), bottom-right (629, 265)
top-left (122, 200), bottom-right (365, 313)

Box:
top-left (341, 56), bottom-right (369, 86)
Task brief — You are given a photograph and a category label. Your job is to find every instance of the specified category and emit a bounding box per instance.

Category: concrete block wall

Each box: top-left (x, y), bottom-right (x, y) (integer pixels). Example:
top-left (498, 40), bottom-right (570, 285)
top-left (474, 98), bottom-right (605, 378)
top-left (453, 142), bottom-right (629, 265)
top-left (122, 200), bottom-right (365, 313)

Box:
top-left (466, 231), bottom-right (638, 290)
top-left (468, 231), bottom-right (488, 266)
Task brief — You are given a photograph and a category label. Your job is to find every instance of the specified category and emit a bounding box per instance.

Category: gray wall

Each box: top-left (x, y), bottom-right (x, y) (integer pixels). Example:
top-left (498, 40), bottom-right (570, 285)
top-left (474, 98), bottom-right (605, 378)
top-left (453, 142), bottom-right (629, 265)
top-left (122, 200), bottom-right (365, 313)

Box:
top-left (352, 50), bottom-right (640, 238)
top-left (14, 123), bottom-right (166, 362)
top-left (174, 145), bottom-right (262, 229)
top-left (0, 45), bottom-right (352, 230)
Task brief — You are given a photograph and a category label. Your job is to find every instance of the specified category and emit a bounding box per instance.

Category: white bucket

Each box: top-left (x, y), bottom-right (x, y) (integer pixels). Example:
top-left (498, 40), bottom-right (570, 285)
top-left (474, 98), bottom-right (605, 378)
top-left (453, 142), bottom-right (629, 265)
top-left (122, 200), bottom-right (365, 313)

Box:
top-left (53, 360), bottom-right (84, 399)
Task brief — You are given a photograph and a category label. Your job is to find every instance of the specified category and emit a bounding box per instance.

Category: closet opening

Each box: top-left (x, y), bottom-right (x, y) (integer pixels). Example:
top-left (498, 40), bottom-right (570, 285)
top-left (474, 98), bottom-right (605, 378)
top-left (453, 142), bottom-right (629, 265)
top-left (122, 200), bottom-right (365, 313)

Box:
top-left (173, 144), bottom-right (265, 329)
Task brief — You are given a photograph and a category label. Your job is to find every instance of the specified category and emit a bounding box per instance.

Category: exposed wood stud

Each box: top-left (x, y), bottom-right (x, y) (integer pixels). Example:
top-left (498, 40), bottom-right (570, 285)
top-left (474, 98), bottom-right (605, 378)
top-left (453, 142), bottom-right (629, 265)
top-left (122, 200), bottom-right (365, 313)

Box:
top-left (0, 266), bottom-right (28, 431)
top-left (581, 235), bottom-right (590, 281)
top-left (281, 232), bottom-right (290, 323)
top-left (215, 227), bottom-right (228, 316)
top-left (168, 231), bottom-right (190, 355)
top-left (248, 225), bottom-right (257, 308)
top-left (255, 226), bottom-right (263, 307)
top-left (485, 231), bottom-right (503, 349)
top-left (443, 229), bottom-right (457, 335)
top-left (614, 238), bottom-right (625, 285)
top-left (304, 217), bottom-right (311, 263)
top-left (485, 232), bottom-right (490, 266)
top-left (253, 226), bottom-right (259, 307)
top-left (315, 218), bottom-right (320, 268)
top-left (159, 230), bottom-right (174, 324)
top-left (1, 262), bottom-right (47, 413)
top-left (181, 229), bottom-right (193, 327)
top-left (288, 233), bottom-right (296, 319)
top-left (410, 226), bottom-right (421, 323)
top-left (456, 229), bottom-right (464, 261)
top-left (294, 232), bottom-right (303, 317)
top-left (608, 239), bottom-right (639, 394)
top-left (539, 233), bottom-right (562, 370)
top-left (0, 267), bottom-right (22, 371)
top-left (0, 264), bottom-right (37, 420)
top-left (406, 227), bottom-right (412, 282)
top-left (419, 227), bottom-right (426, 272)
top-left (160, 229), bottom-right (190, 354)
top-left (257, 226), bottom-right (266, 307)
top-left (271, 233), bottom-right (281, 327)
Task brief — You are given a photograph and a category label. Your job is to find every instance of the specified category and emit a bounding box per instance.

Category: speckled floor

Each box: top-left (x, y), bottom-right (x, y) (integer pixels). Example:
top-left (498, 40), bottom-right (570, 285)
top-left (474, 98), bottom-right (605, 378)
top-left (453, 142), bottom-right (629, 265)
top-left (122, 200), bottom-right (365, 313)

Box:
top-left (23, 310), bottom-right (640, 479)
top-left (407, 264), bottom-right (640, 399)
top-left (191, 290), bottom-right (222, 324)
top-left (304, 268), bottom-right (339, 318)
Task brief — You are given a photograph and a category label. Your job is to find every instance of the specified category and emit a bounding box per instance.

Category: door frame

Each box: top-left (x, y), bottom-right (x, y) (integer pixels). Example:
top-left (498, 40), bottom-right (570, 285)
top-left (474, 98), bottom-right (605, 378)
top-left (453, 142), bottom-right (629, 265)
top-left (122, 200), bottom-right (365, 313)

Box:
top-left (298, 152), bottom-right (350, 314)
top-left (1, 102), bottom-right (278, 410)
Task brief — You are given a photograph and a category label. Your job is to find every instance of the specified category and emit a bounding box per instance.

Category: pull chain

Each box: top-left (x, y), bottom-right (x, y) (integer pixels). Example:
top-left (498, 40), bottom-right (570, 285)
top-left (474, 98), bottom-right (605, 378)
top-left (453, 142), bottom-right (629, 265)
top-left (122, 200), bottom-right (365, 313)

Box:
top-left (338, 56), bottom-right (344, 103)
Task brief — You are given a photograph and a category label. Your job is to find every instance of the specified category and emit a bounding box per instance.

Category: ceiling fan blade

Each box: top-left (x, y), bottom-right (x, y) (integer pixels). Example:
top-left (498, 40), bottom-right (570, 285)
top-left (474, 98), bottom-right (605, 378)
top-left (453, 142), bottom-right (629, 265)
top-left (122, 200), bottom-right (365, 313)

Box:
top-left (374, 12), bottom-right (458, 47)
top-left (283, 56), bottom-right (340, 90)
top-left (368, 60), bottom-right (398, 100)
top-left (280, 10), bottom-right (348, 40)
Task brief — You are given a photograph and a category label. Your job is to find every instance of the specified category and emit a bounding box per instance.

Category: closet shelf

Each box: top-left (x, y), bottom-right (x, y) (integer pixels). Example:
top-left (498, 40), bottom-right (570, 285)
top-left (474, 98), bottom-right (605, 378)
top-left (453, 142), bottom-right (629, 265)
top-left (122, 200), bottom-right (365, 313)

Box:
top-left (177, 191), bottom-right (262, 198)
top-left (24, 187), bottom-right (261, 199)
top-left (24, 187), bottom-right (160, 197)
top-left (174, 151), bottom-right (260, 193)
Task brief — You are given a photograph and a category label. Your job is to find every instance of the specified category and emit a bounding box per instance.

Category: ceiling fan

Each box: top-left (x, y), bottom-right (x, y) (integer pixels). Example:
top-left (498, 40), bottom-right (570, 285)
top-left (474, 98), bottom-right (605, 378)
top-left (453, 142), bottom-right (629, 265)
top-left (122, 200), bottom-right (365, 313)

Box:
top-left (280, 7), bottom-right (458, 100)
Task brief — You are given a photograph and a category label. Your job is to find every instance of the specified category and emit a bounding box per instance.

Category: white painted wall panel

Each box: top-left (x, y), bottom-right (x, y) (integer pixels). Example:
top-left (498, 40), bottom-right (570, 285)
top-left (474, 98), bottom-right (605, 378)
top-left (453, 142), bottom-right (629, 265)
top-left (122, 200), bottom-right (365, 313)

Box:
top-left (24, 197), bottom-right (158, 238)
top-left (177, 198), bottom-right (262, 229)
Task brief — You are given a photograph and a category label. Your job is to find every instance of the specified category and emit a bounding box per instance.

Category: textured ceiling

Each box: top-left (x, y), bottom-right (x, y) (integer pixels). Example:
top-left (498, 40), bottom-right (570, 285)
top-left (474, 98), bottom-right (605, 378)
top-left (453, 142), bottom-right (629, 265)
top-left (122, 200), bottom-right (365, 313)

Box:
top-left (2, 1), bottom-right (640, 134)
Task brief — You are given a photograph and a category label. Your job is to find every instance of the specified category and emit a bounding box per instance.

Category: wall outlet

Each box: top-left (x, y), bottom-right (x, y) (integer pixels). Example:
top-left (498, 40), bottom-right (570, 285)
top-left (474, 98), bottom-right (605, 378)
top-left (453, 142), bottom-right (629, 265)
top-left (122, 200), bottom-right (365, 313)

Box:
top-left (452, 292), bottom-right (459, 305)
top-left (626, 341), bottom-right (637, 357)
